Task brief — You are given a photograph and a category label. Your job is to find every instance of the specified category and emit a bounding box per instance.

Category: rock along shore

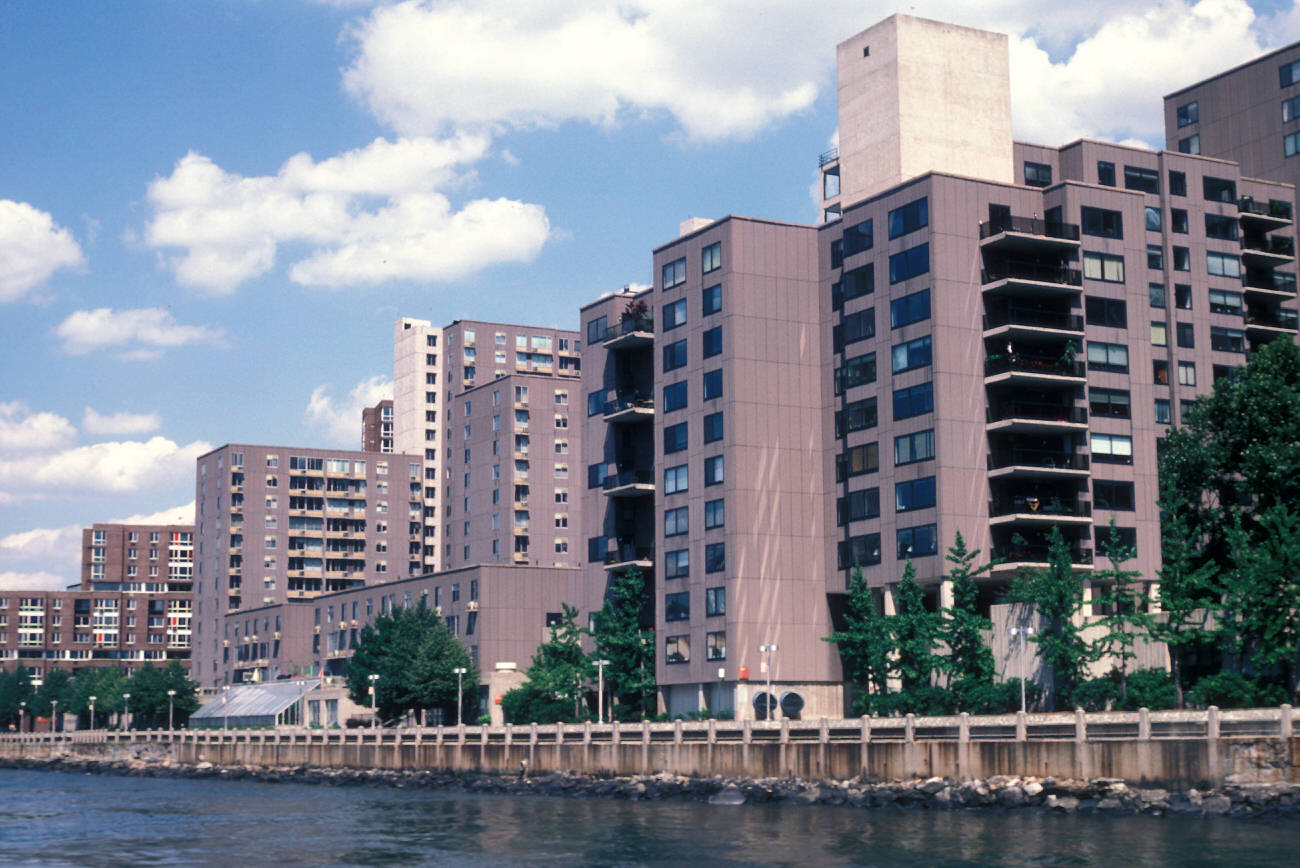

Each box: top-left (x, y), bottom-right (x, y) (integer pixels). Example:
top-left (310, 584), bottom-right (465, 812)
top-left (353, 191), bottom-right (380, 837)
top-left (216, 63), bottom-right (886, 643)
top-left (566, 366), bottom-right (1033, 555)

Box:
top-left (3, 752), bottom-right (1297, 819)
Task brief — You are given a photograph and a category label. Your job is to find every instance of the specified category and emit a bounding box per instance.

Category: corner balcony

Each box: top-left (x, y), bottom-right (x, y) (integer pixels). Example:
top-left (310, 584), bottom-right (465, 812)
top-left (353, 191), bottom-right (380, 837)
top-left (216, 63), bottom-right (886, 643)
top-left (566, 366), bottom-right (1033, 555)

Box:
top-left (987, 449), bottom-right (1090, 480)
top-left (1238, 197), bottom-right (1293, 231)
top-left (989, 497), bottom-right (1093, 527)
top-left (603, 315), bottom-right (654, 351)
top-left (984, 355), bottom-right (1086, 388)
top-left (1245, 309), bottom-right (1300, 335)
top-left (602, 469), bottom-right (655, 498)
top-left (978, 216), bottom-right (1081, 254)
top-left (1241, 236), bottom-right (1295, 268)
top-left (603, 542), bottom-right (654, 572)
top-left (982, 307), bottom-right (1084, 341)
top-left (986, 402), bottom-right (1088, 434)
top-left (981, 262), bottom-right (1082, 297)
top-left (604, 394), bottom-right (654, 424)
top-left (1243, 272), bottom-right (1297, 299)
top-left (990, 542), bottom-right (1094, 574)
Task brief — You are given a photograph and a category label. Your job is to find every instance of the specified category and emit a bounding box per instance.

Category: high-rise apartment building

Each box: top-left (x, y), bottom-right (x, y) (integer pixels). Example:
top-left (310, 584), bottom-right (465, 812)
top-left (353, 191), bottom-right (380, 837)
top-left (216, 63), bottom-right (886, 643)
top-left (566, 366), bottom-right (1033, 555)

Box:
top-left (361, 399), bottom-right (394, 453)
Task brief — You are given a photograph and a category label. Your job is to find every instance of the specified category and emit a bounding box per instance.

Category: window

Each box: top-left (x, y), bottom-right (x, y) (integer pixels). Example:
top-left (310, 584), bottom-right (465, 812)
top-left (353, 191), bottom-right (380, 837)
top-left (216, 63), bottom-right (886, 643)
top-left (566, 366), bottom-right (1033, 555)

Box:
top-left (833, 308), bottom-right (875, 351)
top-left (832, 265), bottom-right (874, 308)
top-left (704, 455), bottom-right (723, 486)
top-left (662, 257), bottom-right (686, 288)
top-left (665, 549), bottom-right (689, 579)
top-left (1205, 213), bottom-right (1238, 241)
top-left (706, 587), bottom-right (726, 617)
top-left (844, 219), bottom-right (874, 256)
top-left (1179, 134), bottom-right (1200, 155)
top-left (835, 397), bottom-right (878, 436)
top-left (1207, 252), bottom-right (1241, 278)
top-left (702, 369), bottom-right (723, 400)
top-left (1203, 176), bottom-right (1236, 203)
top-left (702, 326), bottom-right (722, 358)
top-left (1287, 95), bottom-right (1300, 123)
top-left (1083, 252), bottom-right (1124, 283)
top-left (1090, 387), bottom-right (1131, 419)
top-left (664, 506), bottom-right (689, 536)
top-left (703, 412), bottom-right (723, 443)
top-left (1176, 323), bottom-right (1195, 349)
top-left (891, 335), bottom-right (932, 373)
top-left (1154, 359), bottom-right (1170, 384)
top-left (663, 298), bottom-right (687, 330)
top-left (1282, 58), bottom-right (1300, 87)
top-left (666, 635), bottom-right (689, 664)
top-left (703, 284), bottom-right (721, 315)
top-left (837, 488), bottom-right (881, 524)
top-left (1175, 284), bottom-right (1193, 310)
top-left (897, 524), bottom-right (938, 557)
top-left (1177, 101), bottom-right (1199, 127)
top-left (1144, 206), bottom-right (1162, 232)
top-left (706, 631), bottom-right (726, 661)
top-left (1085, 296), bottom-right (1127, 328)
top-left (1171, 209), bottom-right (1188, 233)
top-left (890, 289), bottom-right (930, 328)
top-left (1212, 326), bottom-right (1246, 353)
top-left (1147, 245), bottom-right (1164, 270)
top-left (834, 352), bottom-right (877, 394)
top-left (1154, 398), bottom-right (1172, 424)
top-left (705, 542), bottom-right (725, 573)
top-left (837, 442), bottom-right (880, 480)
top-left (664, 421), bottom-right (688, 453)
top-left (701, 241), bottom-right (721, 274)
top-left (1172, 247), bottom-right (1190, 271)
top-left (1081, 206), bottom-right (1123, 238)
top-left (892, 382), bottom-right (933, 420)
top-left (705, 498), bottom-right (724, 529)
top-left (1087, 341), bottom-right (1129, 373)
top-left (1178, 360), bottom-right (1197, 386)
top-left (887, 197), bottom-right (928, 239)
top-left (665, 591), bottom-right (690, 622)
top-left (1149, 283), bottom-right (1166, 308)
top-left (664, 464), bottom-right (688, 495)
top-left (1097, 161), bottom-right (1115, 186)
top-left (1023, 161), bottom-right (1052, 187)
top-left (889, 244), bottom-right (929, 284)
top-left (1169, 171), bottom-right (1187, 197)
top-left (1209, 289), bottom-right (1243, 315)
top-left (893, 429), bottom-right (934, 466)
top-left (830, 237), bottom-right (843, 268)
top-left (838, 534), bottom-right (882, 569)
top-left (587, 390), bottom-right (604, 417)
top-left (663, 339), bottom-right (688, 371)
top-left (1124, 166), bottom-right (1160, 194)
top-left (1151, 321), bottom-right (1167, 347)
top-left (1091, 433), bottom-right (1134, 464)
top-left (895, 476), bottom-right (936, 512)
top-left (1281, 130), bottom-right (1298, 157)
top-left (663, 381), bottom-right (687, 413)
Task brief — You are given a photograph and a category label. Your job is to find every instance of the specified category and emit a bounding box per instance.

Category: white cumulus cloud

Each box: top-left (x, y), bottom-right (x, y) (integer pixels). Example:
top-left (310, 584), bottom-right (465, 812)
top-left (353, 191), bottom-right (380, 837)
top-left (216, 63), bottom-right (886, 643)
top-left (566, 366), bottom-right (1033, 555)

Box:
top-left (0, 402), bottom-right (76, 453)
top-left (53, 307), bottom-right (225, 357)
top-left (0, 199), bottom-right (84, 302)
top-left (0, 436), bottom-right (211, 500)
top-left (305, 375), bottom-right (393, 446)
top-left (82, 407), bottom-right (162, 436)
top-left (144, 135), bottom-right (549, 293)
top-left (0, 523), bottom-right (83, 591)
top-left (0, 571), bottom-right (74, 592)
top-left (111, 500), bottom-right (196, 526)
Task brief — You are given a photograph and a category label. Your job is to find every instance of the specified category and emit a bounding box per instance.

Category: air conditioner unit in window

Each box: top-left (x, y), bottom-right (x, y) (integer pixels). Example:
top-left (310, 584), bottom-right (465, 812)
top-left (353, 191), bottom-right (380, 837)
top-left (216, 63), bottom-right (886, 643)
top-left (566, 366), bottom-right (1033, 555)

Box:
top-left (467, 601), bottom-right (479, 611)
top-left (435, 605), bottom-right (443, 616)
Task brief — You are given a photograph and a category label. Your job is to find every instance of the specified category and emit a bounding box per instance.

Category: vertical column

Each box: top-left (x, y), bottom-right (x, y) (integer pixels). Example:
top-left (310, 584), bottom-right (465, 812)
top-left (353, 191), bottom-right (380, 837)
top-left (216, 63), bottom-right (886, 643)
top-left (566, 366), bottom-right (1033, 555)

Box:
top-left (1206, 705), bottom-right (1221, 784)
top-left (860, 715), bottom-right (871, 778)
top-left (1074, 707), bottom-right (1089, 781)
top-left (958, 712), bottom-right (970, 780)
top-left (1137, 707), bottom-right (1151, 783)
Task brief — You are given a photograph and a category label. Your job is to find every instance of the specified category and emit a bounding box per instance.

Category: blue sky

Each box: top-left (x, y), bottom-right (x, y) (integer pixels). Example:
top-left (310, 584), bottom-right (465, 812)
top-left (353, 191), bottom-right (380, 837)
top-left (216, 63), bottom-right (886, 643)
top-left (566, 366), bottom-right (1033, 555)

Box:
top-left (3, 0), bottom-right (1298, 588)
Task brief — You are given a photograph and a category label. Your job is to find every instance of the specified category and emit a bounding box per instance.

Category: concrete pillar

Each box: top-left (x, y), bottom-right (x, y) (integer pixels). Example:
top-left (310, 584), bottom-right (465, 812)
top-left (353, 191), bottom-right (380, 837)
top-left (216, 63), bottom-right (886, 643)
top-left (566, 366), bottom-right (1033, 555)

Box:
top-left (881, 585), bottom-right (897, 616)
top-left (958, 712), bottom-right (970, 780)
top-left (1137, 708), bottom-right (1151, 783)
top-left (1074, 707), bottom-right (1089, 780)
top-left (1015, 710), bottom-right (1027, 742)
top-left (1080, 579), bottom-right (1094, 618)
top-left (1280, 704), bottom-right (1293, 739)
top-left (938, 579), bottom-right (954, 610)
top-left (697, 682), bottom-right (706, 712)
top-left (860, 715), bottom-right (871, 777)
top-left (1206, 705), bottom-right (1221, 784)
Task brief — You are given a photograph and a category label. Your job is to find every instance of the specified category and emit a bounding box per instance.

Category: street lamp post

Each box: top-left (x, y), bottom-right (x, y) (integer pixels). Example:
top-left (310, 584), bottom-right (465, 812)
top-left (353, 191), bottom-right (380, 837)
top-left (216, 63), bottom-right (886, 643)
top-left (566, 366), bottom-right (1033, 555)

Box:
top-left (593, 659), bottom-right (611, 724)
top-left (451, 668), bottom-right (467, 726)
top-left (222, 685), bottom-right (230, 731)
top-left (122, 693), bottom-right (130, 731)
top-left (167, 689), bottom-right (176, 731)
top-left (368, 673), bottom-right (380, 728)
top-left (18, 702), bottom-right (25, 734)
top-left (51, 700), bottom-right (58, 734)
top-left (758, 644), bottom-right (779, 721)
top-left (89, 696), bottom-right (97, 731)
top-left (1008, 626), bottom-right (1037, 713)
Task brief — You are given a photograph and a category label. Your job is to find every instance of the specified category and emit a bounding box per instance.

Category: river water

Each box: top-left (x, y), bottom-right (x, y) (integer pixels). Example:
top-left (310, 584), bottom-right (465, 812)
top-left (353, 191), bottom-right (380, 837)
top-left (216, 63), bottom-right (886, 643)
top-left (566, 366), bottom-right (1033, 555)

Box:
top-left (1, 769), bottom-right (1297, 867)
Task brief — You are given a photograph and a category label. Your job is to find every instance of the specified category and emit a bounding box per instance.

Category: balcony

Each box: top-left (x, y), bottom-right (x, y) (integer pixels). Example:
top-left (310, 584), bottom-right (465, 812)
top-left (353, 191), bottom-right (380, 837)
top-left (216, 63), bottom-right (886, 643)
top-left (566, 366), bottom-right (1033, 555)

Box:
top-left (604, 394), bottom-right (654, 424)
top-left (981, 262), bottom-right (1082, 297)
top-left (982, 307), bottom-right (1084, 341)
top-left (984, 355), bottom-right (1086, 386)
top-left (986, 401), bottom-right (1088, 434)
top-left (1238, 196), bottom-right (1293, 230)
top-left (603, 315), bottom-right (655, 351)
top-left (989, 497), bottom-right (1092, 527)
top-left (1241, 235), bottom-right (1295, 267)
top-left (987, 449), bottom-right (1090, 479)
top-left (603, 542), bottom-right (654, 572)
top-left (1245, 309), bottom-right (1300, 334)
top-left (991, 542), bottom-right (1094, 574)
top-left (1243, 272), bottom-right (1297, 298)
top-left (602, 469), bottom-right (655, 498)
top-left (978, 216), bottom-right (1081, 253)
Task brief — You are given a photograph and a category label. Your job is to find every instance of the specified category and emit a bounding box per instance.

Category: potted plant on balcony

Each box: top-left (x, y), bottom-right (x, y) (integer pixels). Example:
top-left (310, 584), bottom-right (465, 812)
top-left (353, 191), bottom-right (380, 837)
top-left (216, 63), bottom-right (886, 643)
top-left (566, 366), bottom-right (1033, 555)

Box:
top-left (622, 299), bottom-right (649, 321)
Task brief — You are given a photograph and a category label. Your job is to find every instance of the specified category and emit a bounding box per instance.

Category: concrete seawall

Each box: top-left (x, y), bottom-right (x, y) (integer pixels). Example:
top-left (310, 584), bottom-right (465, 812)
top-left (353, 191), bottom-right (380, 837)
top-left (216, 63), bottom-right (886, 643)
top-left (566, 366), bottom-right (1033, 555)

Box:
top-left (3, 707), bottom-right (1296, 790)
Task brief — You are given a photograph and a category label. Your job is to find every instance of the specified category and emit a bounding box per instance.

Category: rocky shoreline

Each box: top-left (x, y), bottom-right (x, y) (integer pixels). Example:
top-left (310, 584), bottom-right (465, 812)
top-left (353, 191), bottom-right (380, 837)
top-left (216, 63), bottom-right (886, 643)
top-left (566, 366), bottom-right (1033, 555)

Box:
top-left (3, 753), bottom-right (1297, 819)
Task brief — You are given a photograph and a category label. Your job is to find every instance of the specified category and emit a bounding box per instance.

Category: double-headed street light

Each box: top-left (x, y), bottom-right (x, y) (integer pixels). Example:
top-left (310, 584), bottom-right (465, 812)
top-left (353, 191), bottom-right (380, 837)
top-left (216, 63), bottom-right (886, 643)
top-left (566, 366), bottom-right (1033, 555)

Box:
top-left (451, 668), bottom-right (467, 726)
top-left (122, 693), bottom-right (130, 731)
top-left (758, 644), bottom-right (779, 721)
top-left (167, 689), bottom-right (176, 730)
top-left (1008, 626), bottom-right (1037, 713)
top-left (368, 673), bottom-right (380, 728)
top-left (593, 659), bottom-right (612, 724)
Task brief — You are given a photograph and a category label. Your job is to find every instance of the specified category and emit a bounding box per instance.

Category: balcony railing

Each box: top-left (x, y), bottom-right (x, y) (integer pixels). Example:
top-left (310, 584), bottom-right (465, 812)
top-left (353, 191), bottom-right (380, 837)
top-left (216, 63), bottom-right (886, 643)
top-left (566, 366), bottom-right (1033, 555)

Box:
top-left (978, 216), bottom-right (1080, 241)
top-left (1239, 197), bottom-right (1293, 220)
top-left (818, 147), bottom-right (839, 167)
top-left (987, 402), bottom-right (1087, 425)
top-left (1242, 236), bottom-right (1295, 257)
top-left (983, 307), bottom-right (1084, 332)
top-left (989, 498), bottom-right (1091, 519)
top-left (604, 542), bottom-right (654, 565)
top-left (992, 543), bottom-right (1093, 565)
top-left (987, 449), bottom-right (1089, 472)
top-left (602, 469), bottom-right (654, 490)
top-left (1243, 272), bottom-right (1297, 293)
top-left (603, 394), bottom-right (654, 415)
top-left (1245, 310), bottom-right (1300, 330)
top-left (981, 262), bottom-right (1082, 287)
top-left (984, 355), bottom-right (1085, 379)
top-left (603, 315), bottom-right (654, 342)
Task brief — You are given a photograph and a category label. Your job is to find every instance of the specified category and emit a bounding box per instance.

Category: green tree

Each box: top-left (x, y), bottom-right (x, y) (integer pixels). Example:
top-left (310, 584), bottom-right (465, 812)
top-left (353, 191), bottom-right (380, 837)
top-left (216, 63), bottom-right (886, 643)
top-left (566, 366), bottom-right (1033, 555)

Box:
top-left (70, 667), bottom-right (127, 728)
top-left (1012, 527), bottom-right (1093, 709)
top-left (160, 661), bottom-right (201, 726)
top-left (125, 665), bottom-right (169, 729)
top-left (940, 531), bottom-right (998, 711)
top-left (824, 567), bottom-right (893, 715)
top-left (1150, 488), bottom-right (1221, 707)
top-left (345, 601), bottom-right (477, 725)
top-left (1090, 518), bottom-right (1150, 704)
top-left (0, 666), bottom-right (35, 730)
top-left (886, 561), bottom-right (949, 714)
top-left (502, 603), bottom-right (590, 723)
top-left (32, 668), bottom-right (73, 723)
top-left (589, 570), bottom-right (656, 720)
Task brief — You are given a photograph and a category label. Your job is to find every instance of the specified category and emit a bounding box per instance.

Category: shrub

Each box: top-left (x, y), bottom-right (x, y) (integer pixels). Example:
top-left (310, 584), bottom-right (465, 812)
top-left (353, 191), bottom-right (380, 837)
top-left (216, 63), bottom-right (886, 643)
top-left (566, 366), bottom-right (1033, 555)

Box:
top-left (1186, 672), bottom-right (1283, 709)
top-left (1118, 669), bottom-right (1177, 711)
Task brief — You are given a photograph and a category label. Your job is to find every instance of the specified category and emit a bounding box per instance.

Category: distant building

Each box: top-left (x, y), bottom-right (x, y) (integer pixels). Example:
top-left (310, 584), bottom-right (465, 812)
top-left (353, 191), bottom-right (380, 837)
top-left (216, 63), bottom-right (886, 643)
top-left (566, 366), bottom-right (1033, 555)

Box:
top-left (361, 399), bottom-right (394, 454)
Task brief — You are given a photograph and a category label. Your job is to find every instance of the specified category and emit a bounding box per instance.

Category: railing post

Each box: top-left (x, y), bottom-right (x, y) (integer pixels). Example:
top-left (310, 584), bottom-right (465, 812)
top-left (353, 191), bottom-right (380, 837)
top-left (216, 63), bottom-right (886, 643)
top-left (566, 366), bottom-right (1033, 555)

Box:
top-left (859, 715), bottom-right (871, 778)
top-left (958, 712), bottom-right (970, 780)
top-left (1281, 704), bottom-right (1293, 740)
top-left (1015, 710), bottom-right (1027, 742)
top-left (904, 713), bottom-right (917, 779)
top-left (583, 720), bottom-right (591, 745)
top-left (1206, 706), bottom-right (1221, 784)
top-left (1138, 707), bottom-right (1151, 741)
top-left (1137, 707), bottom-right (1152, 783)
top-left (707, 718), bottom-right (716, 745)
top-left (673, 719), bottom-right (682, 745)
